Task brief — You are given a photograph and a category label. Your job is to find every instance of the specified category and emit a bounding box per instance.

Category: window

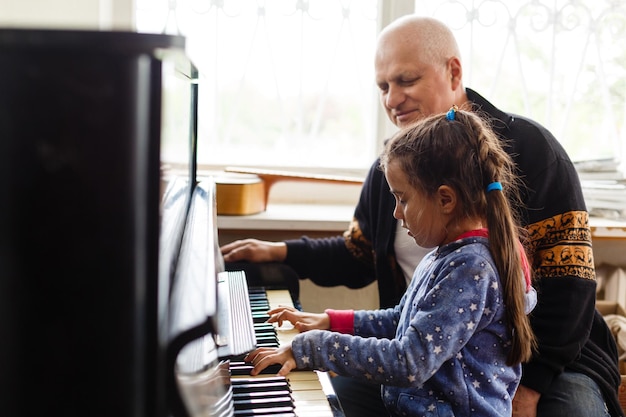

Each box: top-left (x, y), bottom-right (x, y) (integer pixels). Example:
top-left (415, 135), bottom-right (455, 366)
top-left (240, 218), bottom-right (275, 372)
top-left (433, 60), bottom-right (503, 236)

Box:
top-left (136, 0), bottom-right (383, 172)
top-left (412, 0), bottom-right (626, 163)
top-left (136, 0), bottom-right (626, 173)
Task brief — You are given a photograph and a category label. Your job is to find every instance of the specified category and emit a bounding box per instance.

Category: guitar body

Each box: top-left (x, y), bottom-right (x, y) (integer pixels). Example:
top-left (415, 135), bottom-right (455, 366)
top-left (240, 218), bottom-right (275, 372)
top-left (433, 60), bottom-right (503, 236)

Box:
top-left (215, 174), bottom-right (265, 215)
top-left (214, 167), bottom-right (364, 215)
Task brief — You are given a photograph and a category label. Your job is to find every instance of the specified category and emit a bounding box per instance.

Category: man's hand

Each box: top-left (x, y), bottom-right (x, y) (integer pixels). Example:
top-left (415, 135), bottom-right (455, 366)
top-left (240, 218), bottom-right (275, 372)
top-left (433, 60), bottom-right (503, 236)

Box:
top-left (267, 305), bottom-right (330, 332)
top-left (220, 238), bottom-right (287, 263)
top-left (512, 384), bottom-right (541, 417)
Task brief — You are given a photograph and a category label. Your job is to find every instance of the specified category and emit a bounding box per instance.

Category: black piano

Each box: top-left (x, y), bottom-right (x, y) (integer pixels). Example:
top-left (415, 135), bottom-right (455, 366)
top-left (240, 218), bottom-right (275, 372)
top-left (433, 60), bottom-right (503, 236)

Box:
top-left (0, 29), bottom-right (343, 417)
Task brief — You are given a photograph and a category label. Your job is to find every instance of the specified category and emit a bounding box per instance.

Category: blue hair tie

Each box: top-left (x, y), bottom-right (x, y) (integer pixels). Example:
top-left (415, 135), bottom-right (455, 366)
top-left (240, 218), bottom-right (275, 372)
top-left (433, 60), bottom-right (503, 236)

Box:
top-left (446, 105), bottom-right (458, 120)
top-left (486, 182), bottom-right (502, 193)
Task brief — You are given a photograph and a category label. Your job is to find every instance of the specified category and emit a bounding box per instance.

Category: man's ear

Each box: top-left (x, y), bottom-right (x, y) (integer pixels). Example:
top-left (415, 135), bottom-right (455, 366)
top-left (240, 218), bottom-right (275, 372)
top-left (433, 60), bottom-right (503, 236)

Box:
top-left (447, 57), bottom-right (462, 90)
top-left (437, 185), bottom-right (457, 214)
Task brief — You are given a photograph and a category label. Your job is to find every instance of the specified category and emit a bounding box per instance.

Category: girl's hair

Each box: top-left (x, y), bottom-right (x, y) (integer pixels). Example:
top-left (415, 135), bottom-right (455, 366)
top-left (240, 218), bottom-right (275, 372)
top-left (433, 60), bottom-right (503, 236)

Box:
top-left (380, 109), bottom-right (536, 365)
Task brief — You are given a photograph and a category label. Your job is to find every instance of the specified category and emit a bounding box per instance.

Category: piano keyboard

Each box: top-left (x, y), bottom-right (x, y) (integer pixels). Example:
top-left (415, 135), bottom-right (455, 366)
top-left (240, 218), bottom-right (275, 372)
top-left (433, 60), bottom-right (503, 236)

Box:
top-left (230, 287), bottom-right (344, 417)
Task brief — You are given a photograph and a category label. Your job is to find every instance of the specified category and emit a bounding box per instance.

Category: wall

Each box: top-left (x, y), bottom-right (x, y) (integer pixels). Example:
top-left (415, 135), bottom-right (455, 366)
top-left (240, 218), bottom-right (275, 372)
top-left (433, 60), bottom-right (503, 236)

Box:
top-left (0, 0), bottom-right (133, 30)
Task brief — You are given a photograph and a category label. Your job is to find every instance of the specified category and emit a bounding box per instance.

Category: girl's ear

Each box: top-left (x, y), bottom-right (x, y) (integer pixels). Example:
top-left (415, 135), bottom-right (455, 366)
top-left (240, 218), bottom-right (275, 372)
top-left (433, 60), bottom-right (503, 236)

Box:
top-left (437, 185), bottom-right (457, 214)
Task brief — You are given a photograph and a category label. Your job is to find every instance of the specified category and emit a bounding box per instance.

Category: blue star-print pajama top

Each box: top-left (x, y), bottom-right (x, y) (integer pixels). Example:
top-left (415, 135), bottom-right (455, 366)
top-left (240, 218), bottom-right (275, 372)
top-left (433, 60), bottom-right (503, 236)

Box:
top-left (291, 235), bottom-right (521, 416)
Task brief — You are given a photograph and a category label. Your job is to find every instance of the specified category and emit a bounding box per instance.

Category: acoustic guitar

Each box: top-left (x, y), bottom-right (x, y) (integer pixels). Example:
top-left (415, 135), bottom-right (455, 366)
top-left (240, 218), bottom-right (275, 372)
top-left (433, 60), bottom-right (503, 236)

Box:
top-left (214, 167), bottom-right (364, 215)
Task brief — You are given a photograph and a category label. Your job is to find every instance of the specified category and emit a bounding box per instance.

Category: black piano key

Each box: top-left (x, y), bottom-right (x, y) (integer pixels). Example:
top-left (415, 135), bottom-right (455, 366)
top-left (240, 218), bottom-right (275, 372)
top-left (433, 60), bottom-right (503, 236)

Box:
top-left (232, 390), bottom-right (291, 400)
top-left (231, 383), bottom-right (289, 394)
top-left (255, 334), bottom-right (278, 341)
top-left (253, 329), bottom-right (277, 336)
top-left (253, 315), bottom-right (270, 324)
top-left (255, 334), bottom-right (277, 343)
top-left (230, 364), bottom-right (255, 376)
top-left (255, 343), bottom-right (278, 348)
top-left (230, 362), bottom-right (284, 376)
top-left (254, 331), bottom-right (277, 338)
top-left (231, 375), bottom-right (287, 384)
top-left (230, 381), bottom-right (291, 392)
top-left (255, 342), bottom-right (279, 348)
top-left (234, 395), bottom-right (293, 410)
top-left (233, 408), bottom-right (295, 416)
top-left (231, 353), bottom-right (247, 362)
top-left (260, 364), bottom-right (282, 374)
top-left (254, 333), bottom-right (276, 340)
top-left (255, 331), bottom-right (277, 337)
top-left (254, 330), bottom-right (274, 336)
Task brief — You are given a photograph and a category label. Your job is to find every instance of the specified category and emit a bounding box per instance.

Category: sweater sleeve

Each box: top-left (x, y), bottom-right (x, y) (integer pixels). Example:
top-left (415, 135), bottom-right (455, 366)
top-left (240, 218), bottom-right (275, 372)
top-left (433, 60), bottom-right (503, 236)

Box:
top-left (290, 251), bottom-right (503, 387)
top-left (284, 235), bottom-right (374, 288)
top-left (282, 160), bottom-right (381, 289)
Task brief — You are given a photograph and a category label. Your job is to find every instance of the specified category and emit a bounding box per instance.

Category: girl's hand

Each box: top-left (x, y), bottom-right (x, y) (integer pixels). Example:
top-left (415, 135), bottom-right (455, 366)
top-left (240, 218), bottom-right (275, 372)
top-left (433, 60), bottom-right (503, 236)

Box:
top-left (266, 305), bottom-right (330, 332)
top-left (245, 346), bottom-right (297, 376)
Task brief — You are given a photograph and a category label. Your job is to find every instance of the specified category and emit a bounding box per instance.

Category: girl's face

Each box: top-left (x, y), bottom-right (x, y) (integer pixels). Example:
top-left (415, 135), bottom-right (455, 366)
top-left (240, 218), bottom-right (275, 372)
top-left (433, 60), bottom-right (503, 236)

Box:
top-left (384, 160), bottom-right (450, 248)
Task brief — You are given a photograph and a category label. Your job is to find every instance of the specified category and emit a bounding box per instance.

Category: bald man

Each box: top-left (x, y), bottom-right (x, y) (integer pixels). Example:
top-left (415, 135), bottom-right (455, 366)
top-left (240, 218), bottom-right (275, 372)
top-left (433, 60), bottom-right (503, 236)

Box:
top-left (221, 16), bottom-right (623, 417)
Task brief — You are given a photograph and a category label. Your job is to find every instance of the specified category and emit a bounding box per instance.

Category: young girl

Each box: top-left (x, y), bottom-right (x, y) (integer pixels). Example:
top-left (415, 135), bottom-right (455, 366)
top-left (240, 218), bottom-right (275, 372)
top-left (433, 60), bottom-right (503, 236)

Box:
top-left (245, 107), bottom-right (537, 417)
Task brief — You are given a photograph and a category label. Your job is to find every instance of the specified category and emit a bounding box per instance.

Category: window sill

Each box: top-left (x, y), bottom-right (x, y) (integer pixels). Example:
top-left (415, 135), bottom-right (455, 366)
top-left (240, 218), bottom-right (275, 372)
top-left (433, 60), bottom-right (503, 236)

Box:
top-left (217, 203), bottom-right (354, 232)
top-left (217, 203), bottom-right (626, 238)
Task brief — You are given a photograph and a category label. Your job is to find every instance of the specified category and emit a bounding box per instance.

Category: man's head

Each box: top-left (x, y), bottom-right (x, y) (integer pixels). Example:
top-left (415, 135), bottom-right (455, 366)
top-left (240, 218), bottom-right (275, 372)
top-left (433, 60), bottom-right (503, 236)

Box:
top-left (375, 16), bottom-right (467, 128)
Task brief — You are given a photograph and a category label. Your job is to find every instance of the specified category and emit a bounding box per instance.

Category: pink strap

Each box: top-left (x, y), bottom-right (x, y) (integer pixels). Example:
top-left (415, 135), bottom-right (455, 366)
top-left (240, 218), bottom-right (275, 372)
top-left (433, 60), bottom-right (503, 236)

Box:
top-left (325, 309), bottom-right (355, 334)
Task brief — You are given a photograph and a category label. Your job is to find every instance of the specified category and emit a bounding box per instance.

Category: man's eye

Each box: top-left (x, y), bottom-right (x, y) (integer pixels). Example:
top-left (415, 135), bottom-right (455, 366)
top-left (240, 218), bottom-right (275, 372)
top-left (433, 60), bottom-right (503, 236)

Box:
top-left (399, 78), bottom-right (417, 86)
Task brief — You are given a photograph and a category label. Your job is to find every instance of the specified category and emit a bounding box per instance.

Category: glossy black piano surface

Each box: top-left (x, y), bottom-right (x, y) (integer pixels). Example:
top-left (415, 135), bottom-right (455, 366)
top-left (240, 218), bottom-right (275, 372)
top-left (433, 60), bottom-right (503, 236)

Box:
top-left (0, 28), bottom-right (199, 417)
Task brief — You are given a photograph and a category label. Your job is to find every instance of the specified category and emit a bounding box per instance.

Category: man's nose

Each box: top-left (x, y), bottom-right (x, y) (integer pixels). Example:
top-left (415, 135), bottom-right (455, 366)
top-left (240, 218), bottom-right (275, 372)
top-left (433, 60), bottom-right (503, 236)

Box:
top-left (385, 84), bottom-right (404, 109)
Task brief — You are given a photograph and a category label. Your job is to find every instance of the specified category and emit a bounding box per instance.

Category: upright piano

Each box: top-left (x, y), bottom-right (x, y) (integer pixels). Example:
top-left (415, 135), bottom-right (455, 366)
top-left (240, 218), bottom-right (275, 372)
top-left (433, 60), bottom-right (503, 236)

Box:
top-left (0, 29), bottom-right (343, 417)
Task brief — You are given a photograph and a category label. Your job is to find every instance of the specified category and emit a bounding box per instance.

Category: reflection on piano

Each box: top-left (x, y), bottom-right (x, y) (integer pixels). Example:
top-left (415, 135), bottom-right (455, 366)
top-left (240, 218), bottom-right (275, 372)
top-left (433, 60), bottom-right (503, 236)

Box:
top-left (0, 28), bottom-right (344, 417)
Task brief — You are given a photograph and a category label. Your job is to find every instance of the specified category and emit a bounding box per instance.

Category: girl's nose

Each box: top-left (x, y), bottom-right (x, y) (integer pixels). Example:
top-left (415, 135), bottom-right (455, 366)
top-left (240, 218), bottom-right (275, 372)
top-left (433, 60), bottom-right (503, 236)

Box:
top-left (392, 204), bottom-right (402, 220)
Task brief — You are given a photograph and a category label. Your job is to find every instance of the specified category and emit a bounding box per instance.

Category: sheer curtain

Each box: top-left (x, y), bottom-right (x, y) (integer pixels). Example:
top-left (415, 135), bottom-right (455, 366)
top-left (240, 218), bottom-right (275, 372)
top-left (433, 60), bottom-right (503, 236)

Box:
top-left (136, 0), bottom-right (626, 170)
top-left (136, 0), bottom-right (383, 172)
top-left (413, 0), bottom-right (626, 164)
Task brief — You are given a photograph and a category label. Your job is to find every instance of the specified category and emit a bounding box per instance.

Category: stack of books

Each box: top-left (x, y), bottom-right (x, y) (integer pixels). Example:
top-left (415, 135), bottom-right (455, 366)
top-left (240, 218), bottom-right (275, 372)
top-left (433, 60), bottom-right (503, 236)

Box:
top-left (575, 159), bottom-right (626, 220)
